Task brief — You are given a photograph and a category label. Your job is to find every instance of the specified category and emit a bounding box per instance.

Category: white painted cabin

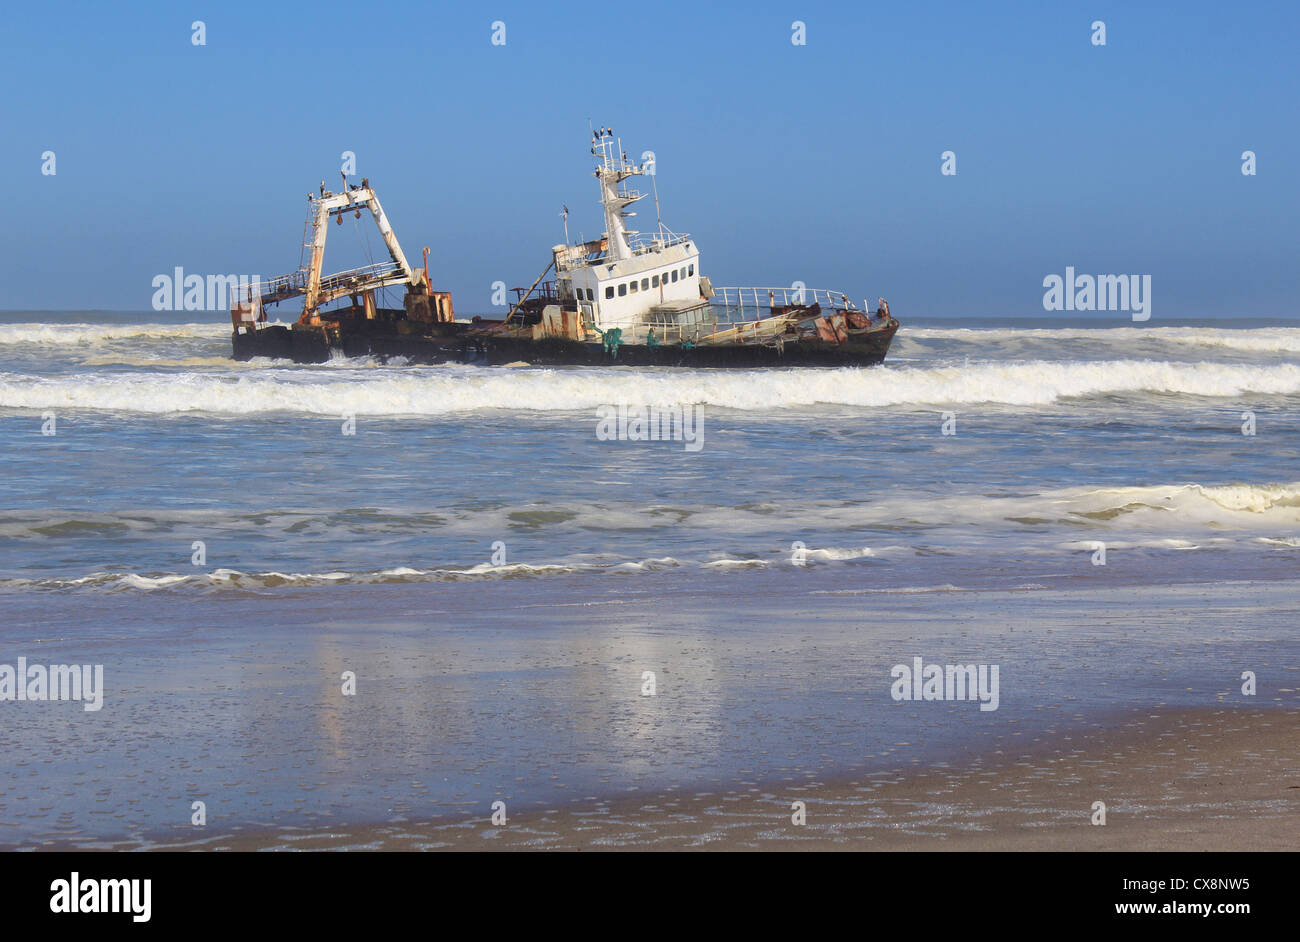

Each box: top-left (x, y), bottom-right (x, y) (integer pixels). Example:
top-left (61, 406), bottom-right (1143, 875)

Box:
top-left (549, 129), bottom-right (711, 339)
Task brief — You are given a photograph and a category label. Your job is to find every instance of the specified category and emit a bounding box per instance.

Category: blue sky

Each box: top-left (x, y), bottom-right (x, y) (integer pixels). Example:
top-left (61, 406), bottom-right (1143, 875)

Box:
top-left (2, 0), bottom-right (1296, 317)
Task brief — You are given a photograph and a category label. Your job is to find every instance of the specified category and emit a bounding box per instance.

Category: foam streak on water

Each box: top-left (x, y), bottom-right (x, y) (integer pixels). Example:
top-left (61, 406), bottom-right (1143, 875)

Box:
top-left (1, 313), bottom-right (1298, 589)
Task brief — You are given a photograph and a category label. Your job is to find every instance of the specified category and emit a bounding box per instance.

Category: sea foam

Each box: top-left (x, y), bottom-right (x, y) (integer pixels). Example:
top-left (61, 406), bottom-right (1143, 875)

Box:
top-left (2, 358), bottom-right (1298, 415)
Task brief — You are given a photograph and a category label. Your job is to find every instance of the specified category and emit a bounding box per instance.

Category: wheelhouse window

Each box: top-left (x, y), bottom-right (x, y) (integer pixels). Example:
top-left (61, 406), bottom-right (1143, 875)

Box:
top-left (618, 283), bottom-right (627, 296)
top-left (605, 286), bottom-right (614, 299)
top-left (629, 281), bottom-right (638, 294)
top-left (651, 274), bottom-right (659, 287)
top-left (688, 264), bottom-right (695, 276)
top-left (671, 270), bottom-right (678, 283)
top-left (640, 278), bottom-right (649, 290)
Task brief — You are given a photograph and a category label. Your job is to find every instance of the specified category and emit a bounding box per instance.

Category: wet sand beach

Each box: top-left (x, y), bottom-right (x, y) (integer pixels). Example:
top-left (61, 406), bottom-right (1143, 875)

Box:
top-left (80, 707), bottom-right (1300, 851)
top-left (4, 574), bottom-right (1295, 851)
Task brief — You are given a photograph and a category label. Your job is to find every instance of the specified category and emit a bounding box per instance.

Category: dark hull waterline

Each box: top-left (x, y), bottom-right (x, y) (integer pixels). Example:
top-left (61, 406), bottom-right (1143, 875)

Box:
top-left (232, 318), bottom-right (899, 368)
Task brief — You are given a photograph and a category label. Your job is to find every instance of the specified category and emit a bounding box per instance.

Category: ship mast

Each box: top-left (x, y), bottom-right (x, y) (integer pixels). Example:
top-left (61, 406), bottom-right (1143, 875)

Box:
top-left (591, 127), bottom-right (646, 261)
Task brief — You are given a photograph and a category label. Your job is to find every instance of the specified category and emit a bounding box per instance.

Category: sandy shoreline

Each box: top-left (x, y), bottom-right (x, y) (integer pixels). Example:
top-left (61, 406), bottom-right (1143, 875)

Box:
top-left (5, 577), bottom-right (1297, 852)
top-left (95, 706), bottom-right (1294, 851)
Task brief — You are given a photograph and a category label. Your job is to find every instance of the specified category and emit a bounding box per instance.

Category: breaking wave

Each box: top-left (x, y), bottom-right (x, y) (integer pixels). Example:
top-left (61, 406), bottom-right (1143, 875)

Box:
top-left (2, 483), bottom-right (1295, 593)
top-left (3, 484), bottom-right (1296, 541)
top-left (0, 557), bottom-right (755, 593)
top-left (2, 358), bottom-right (1298, 415)
top-left (0, 322), bottom-right (233, 345)
top-left (902, 325), bottom-right (1300, 354)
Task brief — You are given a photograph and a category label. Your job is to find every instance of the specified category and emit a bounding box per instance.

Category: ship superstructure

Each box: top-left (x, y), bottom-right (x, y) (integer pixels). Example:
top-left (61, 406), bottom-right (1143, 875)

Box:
top-left (547, 128), bottom-right (707, 335)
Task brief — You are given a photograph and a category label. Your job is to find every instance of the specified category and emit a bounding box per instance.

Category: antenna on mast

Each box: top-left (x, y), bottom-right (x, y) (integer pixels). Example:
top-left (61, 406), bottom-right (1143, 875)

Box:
top-left (650, 173), bottom-right (663, 245)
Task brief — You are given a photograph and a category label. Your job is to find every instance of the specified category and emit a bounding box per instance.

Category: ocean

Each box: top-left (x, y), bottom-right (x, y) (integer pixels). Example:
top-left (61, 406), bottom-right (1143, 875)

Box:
top-left (1, 312), bottom-right (1297, 848)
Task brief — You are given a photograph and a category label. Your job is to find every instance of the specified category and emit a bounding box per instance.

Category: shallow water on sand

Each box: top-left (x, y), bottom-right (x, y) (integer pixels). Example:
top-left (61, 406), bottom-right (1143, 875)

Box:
top-left (2, 577), bottom-right (1295, 848)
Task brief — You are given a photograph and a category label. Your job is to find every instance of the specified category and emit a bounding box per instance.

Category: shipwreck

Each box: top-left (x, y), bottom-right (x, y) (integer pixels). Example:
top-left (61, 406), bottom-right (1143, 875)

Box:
top-left (231, 129), bottom-right (899, 367)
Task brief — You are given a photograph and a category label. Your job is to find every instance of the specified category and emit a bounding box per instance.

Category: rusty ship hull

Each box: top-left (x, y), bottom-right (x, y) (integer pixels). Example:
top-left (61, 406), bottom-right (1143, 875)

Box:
top-left (232, 311), bottom-right (898, 368)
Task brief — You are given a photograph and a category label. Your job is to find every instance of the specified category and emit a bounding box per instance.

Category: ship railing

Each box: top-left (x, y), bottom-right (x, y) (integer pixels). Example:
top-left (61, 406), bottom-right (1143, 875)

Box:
top-left (638, 317), bottom-right (804, 348)
top-left (556, 234), bottom-right (692, 270)
top-left (634, 321), bottom-right (718, 345)
top-left (639, 305), bottom-right (721, 345)
top-left (709, 286), bottom-right (863, 317)
top-left (234, 262), bottom-right (409, 304)
top-left (238, 270), bottom-right (307, 303)
top-left (316, 261), bottom-right (408, 295)
top-left (626, 229), bottom-right (691, 255)
top-left (512, 281), bottom-right (558, 302)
